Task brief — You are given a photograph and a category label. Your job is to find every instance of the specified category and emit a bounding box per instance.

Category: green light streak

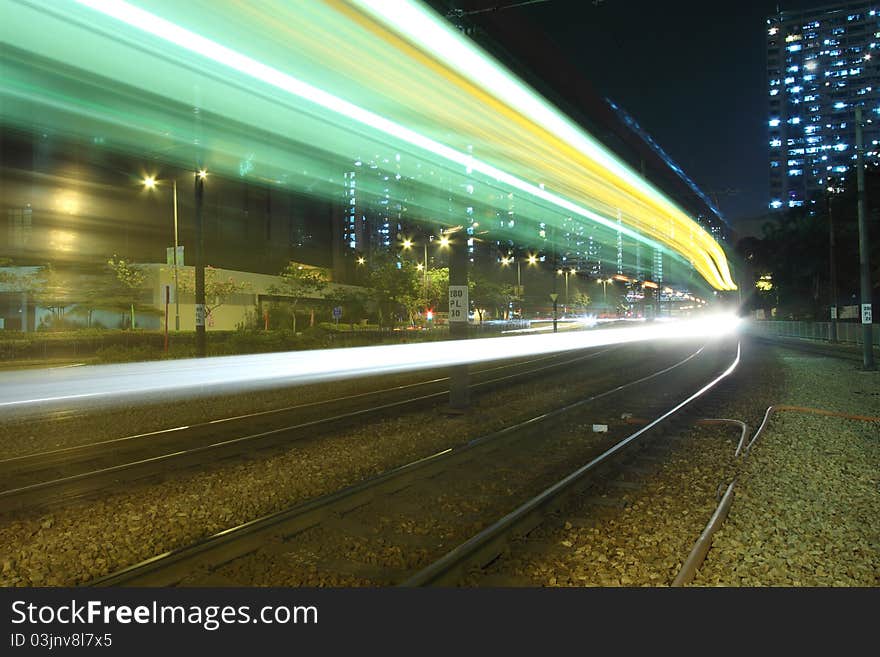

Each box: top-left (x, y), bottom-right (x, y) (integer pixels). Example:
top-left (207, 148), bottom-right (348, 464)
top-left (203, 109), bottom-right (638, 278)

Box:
top-left (0, 0), bottom-right (733, 290)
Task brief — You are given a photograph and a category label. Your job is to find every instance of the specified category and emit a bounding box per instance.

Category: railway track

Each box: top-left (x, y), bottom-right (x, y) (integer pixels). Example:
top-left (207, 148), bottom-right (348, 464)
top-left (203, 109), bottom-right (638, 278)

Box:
top-left (0, 346), bottom-right (618, 512)
top-left (88, 337), bottom-right (739, 587)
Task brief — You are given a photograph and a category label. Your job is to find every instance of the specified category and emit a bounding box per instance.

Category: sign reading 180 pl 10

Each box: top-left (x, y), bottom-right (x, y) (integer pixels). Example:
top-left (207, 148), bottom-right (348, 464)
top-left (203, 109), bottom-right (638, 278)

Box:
top-left (448, 285), bottom-right (468, 322)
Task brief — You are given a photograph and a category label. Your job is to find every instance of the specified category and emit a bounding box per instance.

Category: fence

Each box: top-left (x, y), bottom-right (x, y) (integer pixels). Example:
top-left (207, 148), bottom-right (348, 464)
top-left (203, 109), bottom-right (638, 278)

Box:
top-left (749, 320), bottom-right (880, 347)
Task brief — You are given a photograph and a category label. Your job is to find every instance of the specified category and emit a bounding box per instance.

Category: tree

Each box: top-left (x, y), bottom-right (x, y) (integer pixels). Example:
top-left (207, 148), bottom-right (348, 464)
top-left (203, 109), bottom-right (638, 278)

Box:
top-left (368, 255), bottom-right (420, 327)
top-left (571, 291), bottom-right (592, 312)
top-left (468, 271), bottom-right (511, 323)
top-left (424, 267), bottom-right (449, 313)
top-left (269, 262), bottom-right (328, 333)
top-left (107, 255), bottom-right (147, 329)
top-left (324, 287), bottom-right (371, 328)
top-left (67, 262), bottom-right (132, 328)
top-left (177, 266), bottom-right (251, 324)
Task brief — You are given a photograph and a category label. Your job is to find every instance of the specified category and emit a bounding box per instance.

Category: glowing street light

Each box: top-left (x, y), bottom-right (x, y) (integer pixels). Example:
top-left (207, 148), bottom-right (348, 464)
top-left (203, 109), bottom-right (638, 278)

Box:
top-left (557, 267), bottom-right (575, 305)
top-left (597, 277), bottom-right (614, 304)
top-left (402, 236), bottom-right (435, 322)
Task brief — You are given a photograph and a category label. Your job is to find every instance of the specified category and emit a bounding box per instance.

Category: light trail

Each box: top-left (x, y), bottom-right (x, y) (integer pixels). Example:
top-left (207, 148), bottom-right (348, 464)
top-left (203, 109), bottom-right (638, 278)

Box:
top-left (0, 315), bottom-right (741, 413)
top-left (0, 0), bottom-right (736, 290)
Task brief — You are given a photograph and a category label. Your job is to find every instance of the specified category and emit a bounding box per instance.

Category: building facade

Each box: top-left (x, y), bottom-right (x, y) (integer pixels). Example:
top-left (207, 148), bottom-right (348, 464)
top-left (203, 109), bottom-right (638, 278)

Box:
top-left (768, 1), bottom-right (880, 210)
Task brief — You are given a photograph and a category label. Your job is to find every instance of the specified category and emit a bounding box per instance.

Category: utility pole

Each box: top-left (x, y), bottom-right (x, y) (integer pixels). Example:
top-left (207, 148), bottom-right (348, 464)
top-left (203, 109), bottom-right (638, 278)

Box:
top-left (826, 190), bottom-right (838, 342)
top-left (855, 105), bottom-right (875, 370)
top-left (172, 179), bottom-right (180, 332)
top-left (194, 170), bottom-right (206, 357)
top-left (423, 241), bottom-right (428, 319)
top-left (448, 232), bottom-right (469, 410)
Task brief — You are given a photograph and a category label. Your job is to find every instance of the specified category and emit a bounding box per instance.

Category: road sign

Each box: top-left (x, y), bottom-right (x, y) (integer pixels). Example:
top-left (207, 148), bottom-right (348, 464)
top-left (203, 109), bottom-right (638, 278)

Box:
top-left (830, 306), bottom-right (837, 320)
top-left (332, 306), bottom-right (343, 319)
top-left (549, 293), bottom-right (558, 302)
top-left (863, 303), bottom-right (873, 324)
top-left (448, 285), bottom-right (468, 322)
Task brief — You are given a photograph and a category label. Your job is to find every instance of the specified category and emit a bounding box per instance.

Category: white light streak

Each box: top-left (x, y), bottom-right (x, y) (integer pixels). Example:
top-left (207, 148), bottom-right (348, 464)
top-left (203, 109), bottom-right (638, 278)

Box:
top-left (0, 315), bottom-right (741, 413)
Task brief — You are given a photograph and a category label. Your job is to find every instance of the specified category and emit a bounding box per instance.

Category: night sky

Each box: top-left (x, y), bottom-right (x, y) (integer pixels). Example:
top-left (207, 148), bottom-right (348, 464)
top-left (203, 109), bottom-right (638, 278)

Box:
top-left (437, 0), bottom-right (841, 229)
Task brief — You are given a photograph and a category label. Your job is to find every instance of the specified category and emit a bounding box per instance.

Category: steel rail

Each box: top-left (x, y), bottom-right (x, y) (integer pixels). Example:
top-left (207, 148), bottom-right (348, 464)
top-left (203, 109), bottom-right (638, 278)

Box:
top-left (402, 341), bottom-right (741, 587)
top-left (0, 349), bottom-right (578, 466)
top-left (672, 404), bottom-right (879, 586)
top-left (88, 344), bottom-right (708, 587)
top-left (0, 347), bottom-right (615, 510)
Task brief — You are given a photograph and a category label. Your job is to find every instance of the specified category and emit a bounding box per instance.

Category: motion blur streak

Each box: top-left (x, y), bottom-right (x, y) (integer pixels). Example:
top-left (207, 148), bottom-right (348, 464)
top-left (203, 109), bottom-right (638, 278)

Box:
top-left (0, 315), bottom-right (741, 412)
top-left (0, 0), bottom-right (735, 290)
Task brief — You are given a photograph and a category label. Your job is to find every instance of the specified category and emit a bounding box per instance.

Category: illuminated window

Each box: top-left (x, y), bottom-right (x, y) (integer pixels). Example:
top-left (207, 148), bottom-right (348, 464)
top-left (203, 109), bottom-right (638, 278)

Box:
top-left (769, 118), bottom-right (781, 127)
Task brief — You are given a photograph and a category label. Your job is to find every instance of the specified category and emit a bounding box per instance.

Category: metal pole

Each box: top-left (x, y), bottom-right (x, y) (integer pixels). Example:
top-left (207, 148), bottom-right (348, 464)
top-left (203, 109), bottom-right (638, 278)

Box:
top-left (855, 106), bottom-right (876, 369)
top-left (423, 242), bottom-right (428, 319)
top-left (827, 190), bottom-right (838, 342)
top-left (194, 171), bottom-right (206, 357)
top-left (172, 179), bottom-right (180, 331)
top-left (448, 235), bottom-right (469, 410)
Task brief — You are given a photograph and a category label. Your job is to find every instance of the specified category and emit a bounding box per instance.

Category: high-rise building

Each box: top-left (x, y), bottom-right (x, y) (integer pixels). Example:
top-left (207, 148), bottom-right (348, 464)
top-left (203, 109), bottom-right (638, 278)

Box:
top-left (767, 2), bottom-right (880, 210)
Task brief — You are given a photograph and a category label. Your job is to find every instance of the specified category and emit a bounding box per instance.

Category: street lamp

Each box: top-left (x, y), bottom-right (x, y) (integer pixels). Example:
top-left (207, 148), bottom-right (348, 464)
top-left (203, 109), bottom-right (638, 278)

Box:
top-left (143, 175), bottom-right (180, 332)
top-left (557, 267), bottom-right (575, 307)
top-left (597, 278), bottom-right (613, 305)
top-left (402, 236), bottom-right (437, 323)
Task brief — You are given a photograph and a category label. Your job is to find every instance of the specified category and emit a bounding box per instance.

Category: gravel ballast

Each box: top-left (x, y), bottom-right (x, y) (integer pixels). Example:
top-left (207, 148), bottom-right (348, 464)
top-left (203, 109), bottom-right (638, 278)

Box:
top-left (464, 339), bottom-right (878, 587)
top-left (0, 343), bottom-right (698, 586)
top-left (692, 345), bottom-right (880, 586)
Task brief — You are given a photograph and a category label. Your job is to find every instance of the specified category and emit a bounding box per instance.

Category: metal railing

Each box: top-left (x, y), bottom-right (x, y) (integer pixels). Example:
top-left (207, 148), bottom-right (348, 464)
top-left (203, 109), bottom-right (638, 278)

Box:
top-left (749, 320), bottom-right (880, 346)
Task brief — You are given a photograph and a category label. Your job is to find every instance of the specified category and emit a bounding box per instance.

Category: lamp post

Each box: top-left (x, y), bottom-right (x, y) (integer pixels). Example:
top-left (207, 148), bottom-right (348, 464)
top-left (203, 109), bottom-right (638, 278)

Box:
top-left (403, 236), bottom-right (442, 323)
top-left (598, 278), bottom-right (613, 305)
top-left (144, 175), bottom-right (180, 332)
top-left (826, 187), bottom-right (838, 342)
top-left (194, 169), bottom-right (207, 358)
top-left (557, 268), bottom-right (575, 307)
